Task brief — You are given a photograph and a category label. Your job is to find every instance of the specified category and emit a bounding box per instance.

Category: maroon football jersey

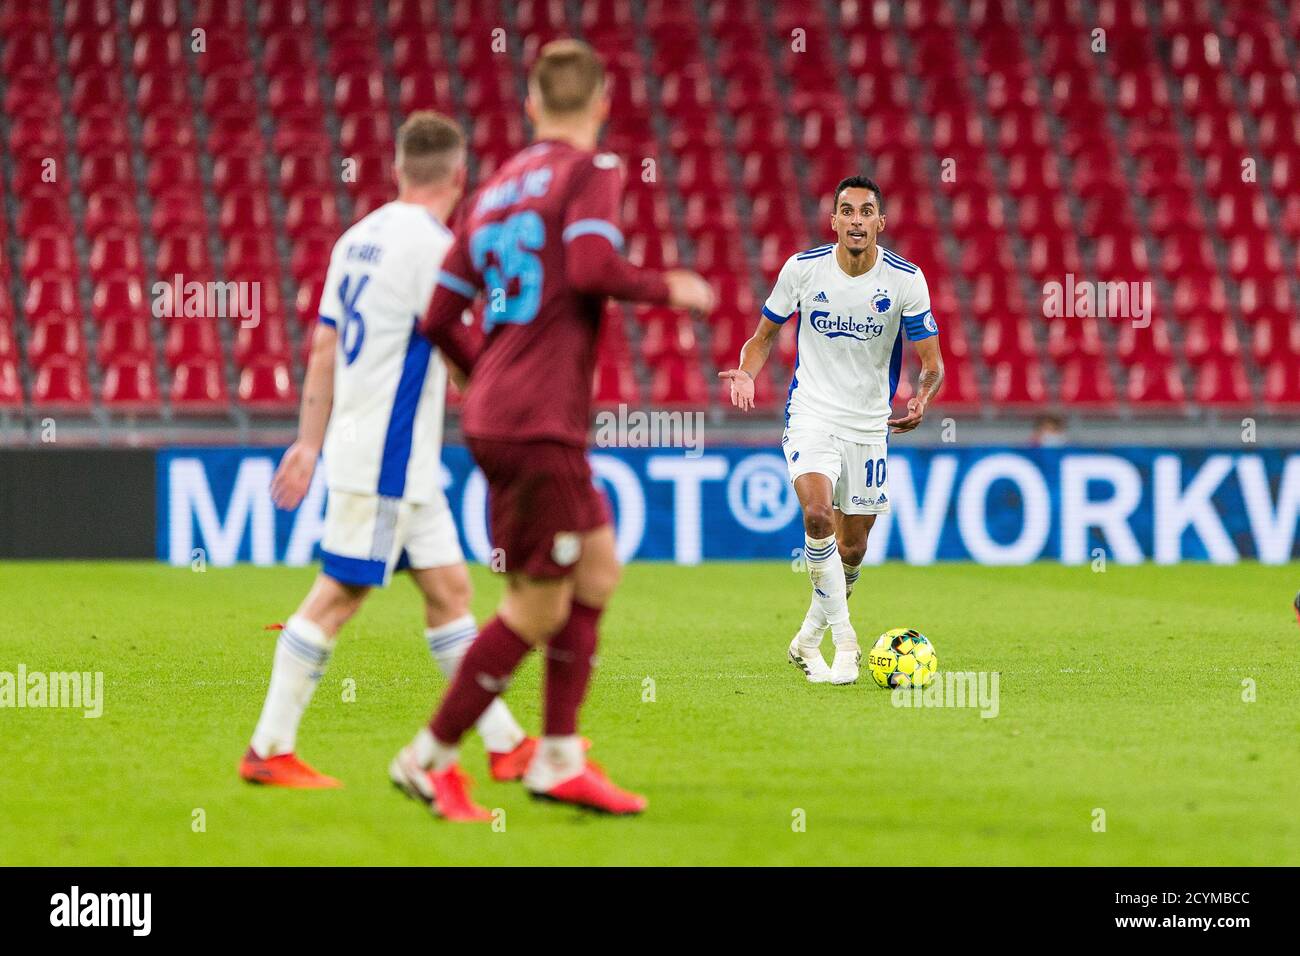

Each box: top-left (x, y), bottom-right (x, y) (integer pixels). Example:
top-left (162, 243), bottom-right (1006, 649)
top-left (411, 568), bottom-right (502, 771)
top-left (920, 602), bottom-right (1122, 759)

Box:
top-left (432, 139), bottom-right (667, 447)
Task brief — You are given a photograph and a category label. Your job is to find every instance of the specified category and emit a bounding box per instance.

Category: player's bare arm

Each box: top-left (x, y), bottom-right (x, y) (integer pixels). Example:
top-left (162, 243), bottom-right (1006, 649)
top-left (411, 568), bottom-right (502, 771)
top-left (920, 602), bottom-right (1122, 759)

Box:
top-left (443, 354), bottom-right (468, 392)
top-left (719, 316), bottom-right (782, 411)
top-left (565, 235), bottom-right (715, 312)
top-left (888, 335), bottom-right (944, 434)
top-left (271, 322), bottom-right (337, 510)
top-left (663, 269), bottom-right (716, 312)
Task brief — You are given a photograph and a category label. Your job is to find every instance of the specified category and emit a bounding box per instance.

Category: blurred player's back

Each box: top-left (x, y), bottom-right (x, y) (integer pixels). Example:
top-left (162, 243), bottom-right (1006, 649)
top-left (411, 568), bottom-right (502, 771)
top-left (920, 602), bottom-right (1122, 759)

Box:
top-left (441, 138), bottom-right (644, 447)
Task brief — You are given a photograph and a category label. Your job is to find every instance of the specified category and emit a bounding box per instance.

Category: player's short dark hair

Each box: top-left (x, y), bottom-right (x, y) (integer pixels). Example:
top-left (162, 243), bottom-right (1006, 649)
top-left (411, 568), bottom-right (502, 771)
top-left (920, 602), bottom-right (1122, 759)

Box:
top-left (529, 39), bottom-right (606, 115)
top-left (833, 176), bottom-right (884, 213)
top-left (396, 111), bottom-right (465, 186)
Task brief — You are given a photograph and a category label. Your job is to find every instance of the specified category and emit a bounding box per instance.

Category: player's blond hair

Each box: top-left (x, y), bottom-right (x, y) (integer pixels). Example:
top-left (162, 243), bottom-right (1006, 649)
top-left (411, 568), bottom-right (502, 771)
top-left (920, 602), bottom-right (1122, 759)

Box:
top-left (395, 111), bottom-right (465, 187)
top-left (528, 39), bottom-right (606, 116)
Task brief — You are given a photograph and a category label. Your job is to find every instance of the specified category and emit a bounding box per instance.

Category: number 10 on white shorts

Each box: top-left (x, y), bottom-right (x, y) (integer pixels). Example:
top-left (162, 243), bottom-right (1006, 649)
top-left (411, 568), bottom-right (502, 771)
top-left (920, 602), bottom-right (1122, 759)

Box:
top-left (782, 428), bottom-right (891, 515)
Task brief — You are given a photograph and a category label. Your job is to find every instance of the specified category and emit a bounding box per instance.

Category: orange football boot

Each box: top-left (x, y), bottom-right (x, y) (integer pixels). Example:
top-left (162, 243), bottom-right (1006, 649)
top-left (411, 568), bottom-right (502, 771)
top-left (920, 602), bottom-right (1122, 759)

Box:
top-left (238, 748), bottom-right (341, 788)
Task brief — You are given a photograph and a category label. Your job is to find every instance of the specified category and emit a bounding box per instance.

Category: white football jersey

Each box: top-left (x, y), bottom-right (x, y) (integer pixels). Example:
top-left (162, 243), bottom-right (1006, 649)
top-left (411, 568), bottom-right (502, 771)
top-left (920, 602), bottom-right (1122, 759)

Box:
top-left (763, 242), bottom-right (938, 444)
top-left (316, 202), bottom-right (452, 505)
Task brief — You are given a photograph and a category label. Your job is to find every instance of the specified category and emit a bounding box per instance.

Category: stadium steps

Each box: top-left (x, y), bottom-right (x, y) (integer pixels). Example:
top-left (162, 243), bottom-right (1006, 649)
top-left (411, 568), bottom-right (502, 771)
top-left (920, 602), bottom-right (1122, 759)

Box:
top-left (49, 0), bottom-right (102, 421)
top-left (1011, 0), bottom-right (1125, 412)
top-left (1075, 0), bottom-right (1189, 412)
top-left (1132, 0), bottom-right (1246, 408)
top-left (691, 0), bottom-right (774, 407)
top-left (1206, 0), bottom-right (1296, 396)
top-left (885, 2), bottom-right (984, 412)
top-left (951, 0), bottom-right (1058, 407)
top-left (629, 0), bottom-right (709, 408)
top-left (0, 32), bottom-right (32, 415)
top-left (174, 0), bottom-right (235, 421)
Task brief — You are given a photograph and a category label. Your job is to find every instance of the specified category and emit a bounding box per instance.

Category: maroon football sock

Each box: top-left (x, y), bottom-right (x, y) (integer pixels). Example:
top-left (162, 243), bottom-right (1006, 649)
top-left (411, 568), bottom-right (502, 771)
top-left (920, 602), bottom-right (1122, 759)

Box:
top-left (430, 616), bottom-right (531, 746)
top-left (543, 600), bottom-right (602, 736)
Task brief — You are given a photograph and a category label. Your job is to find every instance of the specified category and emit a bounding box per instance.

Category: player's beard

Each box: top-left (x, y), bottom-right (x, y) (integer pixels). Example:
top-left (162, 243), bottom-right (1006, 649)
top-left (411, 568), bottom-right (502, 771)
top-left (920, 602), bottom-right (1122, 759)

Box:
top-left (841, 231), bottom-right (873, 257)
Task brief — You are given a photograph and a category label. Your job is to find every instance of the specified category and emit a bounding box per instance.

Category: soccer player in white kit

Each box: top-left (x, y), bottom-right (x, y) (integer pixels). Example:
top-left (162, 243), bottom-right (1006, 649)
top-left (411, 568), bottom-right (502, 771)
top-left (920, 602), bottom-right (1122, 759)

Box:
top-left (719, 177), bottom-right (944, 685)
top-left (239, 113), bottom-right (533, 787)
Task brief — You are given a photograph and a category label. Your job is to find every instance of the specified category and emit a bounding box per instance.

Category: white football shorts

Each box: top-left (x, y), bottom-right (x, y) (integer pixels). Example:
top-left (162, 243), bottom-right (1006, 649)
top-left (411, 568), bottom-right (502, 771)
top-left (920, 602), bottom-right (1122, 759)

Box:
top-left (320, 489), bottom-right (464, 587)
top-left (781, 426), bottom-right (891, 515)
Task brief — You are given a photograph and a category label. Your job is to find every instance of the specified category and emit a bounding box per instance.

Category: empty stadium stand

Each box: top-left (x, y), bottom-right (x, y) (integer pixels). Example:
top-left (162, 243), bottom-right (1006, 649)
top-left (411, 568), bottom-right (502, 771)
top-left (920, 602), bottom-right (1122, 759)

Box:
top-left (1, 0), bottom-right (1298, 428)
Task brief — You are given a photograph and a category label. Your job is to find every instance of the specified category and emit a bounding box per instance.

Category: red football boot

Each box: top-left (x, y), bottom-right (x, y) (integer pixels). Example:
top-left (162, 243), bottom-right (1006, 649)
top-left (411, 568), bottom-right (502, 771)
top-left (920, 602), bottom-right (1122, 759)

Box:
top-left (429, 765), bottom-right (494, 821)
top-left (389, 746), bottom-right (492, 822)
top-left (489, 737), bottom-right (538, 782)
top-left (490, 736), bottom-right (594, 782)
top-left (530, 762), bottom-right (647, 815)
top-left (239, 748), bottom-right (341, 788)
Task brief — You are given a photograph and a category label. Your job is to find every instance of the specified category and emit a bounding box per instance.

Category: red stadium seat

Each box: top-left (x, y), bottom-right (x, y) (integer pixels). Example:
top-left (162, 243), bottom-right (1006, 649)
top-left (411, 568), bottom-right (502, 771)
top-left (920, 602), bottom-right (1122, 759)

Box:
top-left (84, 193), bottom-right (141, 237)
top-left (31, 356), bottom-right (93, 412)
top-left (95, 310), bottom-right (153, 365)
top-left (1263, 359), bottom-right (1300, 409)
top-left (988, 359), bottom-right (1048, 407)
top-left (640, 311), bottom-right (697, 364)
top-left (155, 233), bottom-right (213, 280)
top-left (27, 316), bottom-right (86, 365)
top-left (101, 357), bottom-right (161, 413)
top-left (1058, 355), bottom-right (1118, 409)
top-left (1192, 356), bottom-right (1252, 408)
top-left (17, 195), bottom-right (74, 237)
top-left (649, 355), bottom-right (709, 408)
top-left (170, 357), bottom-right (230, 414)
top-left (88, 233), bottom-right (145, 281)
top-left (592, 357), bottom-right (641, 408)
top-left (22, 232), bottom-right (78, 282)
top-left (1125, 360), bottom-right (1186, 410)
top-left (238, 357), bottom-right (297, 412)
top-left (233, 319), bottom-right (292, 367)
top-left (0, 359), bottom-right (23, 410)
top-left (25, 277), bottom-right (80, 321)
top-left (91, 276), bottom-right (147, 325)
top-left (284, 192), bottom-right (341, 239)
top-left (164, 318), bottom-right (223, 368)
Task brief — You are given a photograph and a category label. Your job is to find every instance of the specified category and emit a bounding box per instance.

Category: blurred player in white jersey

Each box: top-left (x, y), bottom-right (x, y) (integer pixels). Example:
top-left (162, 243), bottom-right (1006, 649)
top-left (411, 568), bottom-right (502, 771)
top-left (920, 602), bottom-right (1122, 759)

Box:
top-left (719, 176), bottom-right (944, 685)
top-left (239, 113), bottom-right (533, 787)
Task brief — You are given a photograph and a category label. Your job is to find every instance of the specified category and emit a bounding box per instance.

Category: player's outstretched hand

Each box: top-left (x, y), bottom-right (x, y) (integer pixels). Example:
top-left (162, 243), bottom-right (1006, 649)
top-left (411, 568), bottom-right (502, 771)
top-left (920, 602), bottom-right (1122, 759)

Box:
top-left (271, 441), bottom-right (318, 510)
top-left (888, 397), bottom-right (927, 433)
top-left (717, 369), bottom-right (756, 411)
top-left (665, 269), bottom-right (716, 314)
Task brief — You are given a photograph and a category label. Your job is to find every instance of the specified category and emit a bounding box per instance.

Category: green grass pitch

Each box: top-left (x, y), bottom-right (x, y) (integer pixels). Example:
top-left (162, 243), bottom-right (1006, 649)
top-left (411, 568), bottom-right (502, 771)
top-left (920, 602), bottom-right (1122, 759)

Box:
top-left (1, 560), bottom-right (1297, 866)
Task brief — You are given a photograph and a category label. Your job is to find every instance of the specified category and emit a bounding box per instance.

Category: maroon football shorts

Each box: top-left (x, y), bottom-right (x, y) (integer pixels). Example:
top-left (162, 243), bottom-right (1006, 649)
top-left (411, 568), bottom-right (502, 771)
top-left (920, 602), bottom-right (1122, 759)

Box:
top-left (467, 437), bottom-right (611, 579)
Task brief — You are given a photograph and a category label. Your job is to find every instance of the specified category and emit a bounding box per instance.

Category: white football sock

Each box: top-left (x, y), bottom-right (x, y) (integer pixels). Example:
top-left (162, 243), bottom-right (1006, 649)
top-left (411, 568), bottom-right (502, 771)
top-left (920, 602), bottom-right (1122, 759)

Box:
top-left (426, 615), bottom-right (526, 754)
top-left (250, 615), bottom-right (333, 757)
top-left (411, 726), bottom-right (460, 772)
top-left (844, 560), bottom-right (862, 599)
top-left (523, 735), bottom-right (584, 791)
top-left (800, 554), bottom-right (863, 640)
top-left (804, 534), bottom-right (855, 647)
top-left (795, 596), bottom-right (825, 649)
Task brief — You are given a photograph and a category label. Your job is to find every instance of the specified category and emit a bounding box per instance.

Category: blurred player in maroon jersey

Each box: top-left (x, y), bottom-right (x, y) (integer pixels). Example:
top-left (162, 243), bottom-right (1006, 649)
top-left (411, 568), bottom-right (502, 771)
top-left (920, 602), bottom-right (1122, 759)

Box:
top-left (387, 39), bottom-right (715, 820)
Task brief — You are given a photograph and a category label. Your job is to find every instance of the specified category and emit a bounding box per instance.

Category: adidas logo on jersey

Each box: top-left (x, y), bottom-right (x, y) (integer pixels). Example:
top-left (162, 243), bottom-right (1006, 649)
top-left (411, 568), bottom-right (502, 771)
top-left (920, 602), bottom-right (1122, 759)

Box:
top-left (812, 290), bottom-right (829, 303)
top-left (875, 493), bottom-right (888, 506)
